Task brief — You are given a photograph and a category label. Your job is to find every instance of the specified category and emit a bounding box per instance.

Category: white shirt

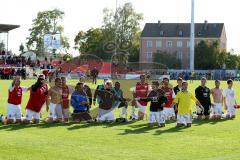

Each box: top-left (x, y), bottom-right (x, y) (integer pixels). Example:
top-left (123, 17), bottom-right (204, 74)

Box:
top-left (224, 88), bottom-right (236, 107)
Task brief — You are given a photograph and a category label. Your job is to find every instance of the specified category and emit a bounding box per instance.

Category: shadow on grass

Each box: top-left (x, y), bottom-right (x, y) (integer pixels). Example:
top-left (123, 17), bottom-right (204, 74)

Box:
top-left (117, 123), bottom-right (159, 135)
top-left (0, 121), bottom-right (76, 131)
top-left (67, 120), bottom-right (137, 130)
top-left (0, 118), bottom-right (232, 132)
top-left (153, 126), bottom-right (188, 135)
top-left (192, 118), bottom-right (230, 126)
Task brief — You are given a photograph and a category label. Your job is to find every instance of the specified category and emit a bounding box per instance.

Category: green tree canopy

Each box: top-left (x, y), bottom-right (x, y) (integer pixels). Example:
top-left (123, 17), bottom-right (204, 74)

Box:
top-left (153, 51), bottom-right (182, 69)
top-left (74, 2), bottom-right (143, 62)
top-left (195, 40), bottom-right (240, 69)
top-left (26, 9), bottom-right (70, 56)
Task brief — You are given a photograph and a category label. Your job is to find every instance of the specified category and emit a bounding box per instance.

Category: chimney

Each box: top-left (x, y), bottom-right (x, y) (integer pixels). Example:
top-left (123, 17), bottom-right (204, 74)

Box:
top-left (158, 20), bottom-right (161, 27)
top-left (204, 20), bottom-right (208, 30)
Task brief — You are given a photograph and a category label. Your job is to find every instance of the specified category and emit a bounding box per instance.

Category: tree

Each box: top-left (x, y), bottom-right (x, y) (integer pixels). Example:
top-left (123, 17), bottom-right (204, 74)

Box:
top-left (195, 40), bottom-right (223, 69)
top-left (26, 9), bottom-right (69, 56)
top-left (225, 53), bottom-right (240, 69)
top-left (195, 40), bottom-right (240, 69)
top-left (103, 3), bottom-right (143, 44)
top-left (19, 43), bottom-right (24, 54)
top-left (74, 28), bottom-right (112, 60)
top-left (74, 2), bottom-right (143, 62)
top-left (102, 3), bottom-right (143, 62)
top-left (0, 42), bottom-right (5, 51)
top-left (153, 51), bottom-right (182, 69)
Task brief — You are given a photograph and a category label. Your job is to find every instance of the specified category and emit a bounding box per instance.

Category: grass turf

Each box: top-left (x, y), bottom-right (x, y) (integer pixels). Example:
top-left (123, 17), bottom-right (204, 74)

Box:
top-left (0, 79), bottom-right (240, 160)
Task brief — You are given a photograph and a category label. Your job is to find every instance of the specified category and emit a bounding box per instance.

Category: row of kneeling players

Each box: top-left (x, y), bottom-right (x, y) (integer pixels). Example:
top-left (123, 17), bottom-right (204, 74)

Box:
top-left (1, 75), bottom-right (239, 128)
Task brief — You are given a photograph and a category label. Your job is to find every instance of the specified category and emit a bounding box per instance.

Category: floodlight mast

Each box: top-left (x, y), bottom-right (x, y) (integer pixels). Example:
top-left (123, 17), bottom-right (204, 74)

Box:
top-left (190, 0), bottom-right (195, 71)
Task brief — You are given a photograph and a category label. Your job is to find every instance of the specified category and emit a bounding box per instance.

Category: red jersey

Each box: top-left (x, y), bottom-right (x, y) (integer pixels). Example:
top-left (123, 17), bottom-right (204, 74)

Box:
top-left (161, 86), bottom-right (175, 108)
top-left (8, 86), bottom-right (24, 105)
top-left (135, 82), bottom-right (149, 106)
top-left (26, 84), bottom-right (48, 112)
top-left (62, 85), bottom-right (70, 109)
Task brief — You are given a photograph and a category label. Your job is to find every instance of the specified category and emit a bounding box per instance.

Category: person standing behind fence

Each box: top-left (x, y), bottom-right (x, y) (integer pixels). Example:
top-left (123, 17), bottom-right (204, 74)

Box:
top-left (91, 67), bottom-right (99, 84)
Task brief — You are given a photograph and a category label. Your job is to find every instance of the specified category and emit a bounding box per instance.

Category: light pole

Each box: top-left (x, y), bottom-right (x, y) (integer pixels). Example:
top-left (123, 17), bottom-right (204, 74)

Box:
top-left (190, 0), bottom-right (195, 71)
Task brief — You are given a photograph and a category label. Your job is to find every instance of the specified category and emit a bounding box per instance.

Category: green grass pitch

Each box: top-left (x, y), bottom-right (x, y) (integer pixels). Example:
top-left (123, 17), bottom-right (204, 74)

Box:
top-left (0, 79), bottom-right (240, 160)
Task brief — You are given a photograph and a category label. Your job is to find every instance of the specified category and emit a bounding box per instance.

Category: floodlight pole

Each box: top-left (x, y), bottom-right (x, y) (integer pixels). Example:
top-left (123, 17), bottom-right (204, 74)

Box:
top-left (190, 0), bottom-right (195, 71)
top-left (115, 0), bottom-right (118, 55)
top-left (6, 32), bottom-right (9, 54)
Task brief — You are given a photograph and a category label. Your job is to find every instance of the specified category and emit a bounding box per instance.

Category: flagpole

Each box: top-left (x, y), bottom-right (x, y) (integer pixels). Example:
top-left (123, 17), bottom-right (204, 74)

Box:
top-left (190, 0), bottom-right (195, 71)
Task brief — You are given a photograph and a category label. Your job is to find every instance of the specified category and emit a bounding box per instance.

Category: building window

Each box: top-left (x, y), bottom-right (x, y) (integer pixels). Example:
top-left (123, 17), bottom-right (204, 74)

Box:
top-left (146, 52), bottom-right (153, 60)
top-left (187, 41), bottom-right (190, 48)
top-left (160, 31), bottom-right (164, 36)
top-left (179, 30), bottom-right (183, 36)
top-left (147, 40), bottom-right (152, 48)
top-left (177, 51), bottom-right (183, 60)
top-left (177, 41), bottom-right (183, 48)
top-left (156, 41), bottom-right (162, 48)
top-left (186, 53), bottom-right (190, 60)
top-left (166, 41), bottom-right (172, 48)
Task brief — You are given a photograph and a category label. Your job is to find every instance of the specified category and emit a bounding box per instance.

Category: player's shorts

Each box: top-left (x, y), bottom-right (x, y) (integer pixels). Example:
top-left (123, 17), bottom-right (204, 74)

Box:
top-left (197, 104), bottom-right (210, 116)
top-left (7, 103), bottom-right (22, 120)
top-left (177, 114), bottom-right (192, 125)
top-left (49, 103), bottom-right (63, 119)
top-left (149, 111), bottom-right (165, 124)
top-left (63, 108), bottom-right (69, 119)
top-left (226, 105), bottom-right (236, 116)
top-left (212, 103), bottom-right (222, 116)
top-left (163, 107), bottom-right (175, 119)
top-left (136, 101), bottom-right (146, 113)
top-left (25, 109), bottom-right (40, 120)
top-left (97, 108), bottom-right (114, 121)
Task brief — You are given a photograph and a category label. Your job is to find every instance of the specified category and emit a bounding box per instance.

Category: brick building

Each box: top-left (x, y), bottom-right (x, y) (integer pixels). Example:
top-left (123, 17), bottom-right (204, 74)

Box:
top-left (140, 21), bottom-right (226, 69)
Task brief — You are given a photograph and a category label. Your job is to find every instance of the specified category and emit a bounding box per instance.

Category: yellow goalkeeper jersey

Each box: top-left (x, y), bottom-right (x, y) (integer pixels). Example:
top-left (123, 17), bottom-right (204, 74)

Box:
top-left (173, 91), bottom-right (197, 114)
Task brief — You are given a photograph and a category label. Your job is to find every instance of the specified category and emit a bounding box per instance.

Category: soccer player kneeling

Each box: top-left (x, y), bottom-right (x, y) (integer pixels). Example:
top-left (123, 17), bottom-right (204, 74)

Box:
top-left (224, 79), bottom-right (237, 119)
top-left (210, 80), bottom-right (223, 120)
top-left (138, 81), bottom-right (167, 127)
top-left (46, 78), bottom-right (63, 123)
top-left (173, 81), bottom-right (203, 127)
top-left (112, 82), bottom-right (130, 122)
top-left (61, 77), bottom-right (74, 122)
top-left (71, 83), bottom-right (93, 122)
top-left (24, 75), bottom-right (48, 124)
top-left (7, 76), bottom-right (29, 124)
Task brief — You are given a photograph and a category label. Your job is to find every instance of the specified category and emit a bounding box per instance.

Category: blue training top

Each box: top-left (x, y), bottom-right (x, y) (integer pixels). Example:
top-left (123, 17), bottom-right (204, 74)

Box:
top-left (71, 91), bottom-right (88, 111)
